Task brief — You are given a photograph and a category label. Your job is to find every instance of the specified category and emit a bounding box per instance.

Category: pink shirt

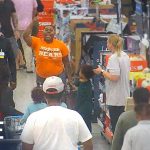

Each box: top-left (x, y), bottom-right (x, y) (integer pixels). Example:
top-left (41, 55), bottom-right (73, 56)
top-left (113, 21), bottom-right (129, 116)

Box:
top-left (12, 0), bottom-right (37, 30)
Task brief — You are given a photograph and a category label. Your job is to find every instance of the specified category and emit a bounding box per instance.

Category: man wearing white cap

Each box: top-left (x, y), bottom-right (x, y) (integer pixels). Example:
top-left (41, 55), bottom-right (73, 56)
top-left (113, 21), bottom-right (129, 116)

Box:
top-left (21, 76), bottom-right (93, 150)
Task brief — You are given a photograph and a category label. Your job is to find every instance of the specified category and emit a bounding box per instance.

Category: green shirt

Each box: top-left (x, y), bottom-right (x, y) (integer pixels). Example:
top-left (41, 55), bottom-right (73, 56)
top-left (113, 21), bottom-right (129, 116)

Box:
top-left (75, 80), bottom-right (93, 116)
top-left (111, 110), bottom-right (138, 150)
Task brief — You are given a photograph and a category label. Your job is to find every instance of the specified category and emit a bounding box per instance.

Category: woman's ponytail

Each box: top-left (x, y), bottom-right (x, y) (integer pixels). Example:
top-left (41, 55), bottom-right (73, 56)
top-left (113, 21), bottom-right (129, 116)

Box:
top-left (108, 34), bottom-right (123, 56)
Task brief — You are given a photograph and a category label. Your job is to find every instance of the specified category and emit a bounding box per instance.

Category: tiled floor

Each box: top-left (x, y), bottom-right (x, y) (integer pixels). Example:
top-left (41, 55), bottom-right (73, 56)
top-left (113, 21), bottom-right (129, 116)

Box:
top-left (14, 70), bottom-right (111, 150)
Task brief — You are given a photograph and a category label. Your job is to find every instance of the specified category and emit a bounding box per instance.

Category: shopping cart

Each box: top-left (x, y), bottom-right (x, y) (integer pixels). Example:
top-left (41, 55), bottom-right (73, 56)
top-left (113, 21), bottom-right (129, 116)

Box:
top-left (4, 115), bottom-right (24, 139)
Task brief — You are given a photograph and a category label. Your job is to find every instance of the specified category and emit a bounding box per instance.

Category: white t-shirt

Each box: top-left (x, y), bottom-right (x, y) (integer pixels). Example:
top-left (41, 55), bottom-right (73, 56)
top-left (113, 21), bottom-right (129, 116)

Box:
top-left (122, 121), bottom-right (150, 150)
top-left (105, 51), bottom-right (130, 106)
top-left (21, 106), bottom-right (92, 150)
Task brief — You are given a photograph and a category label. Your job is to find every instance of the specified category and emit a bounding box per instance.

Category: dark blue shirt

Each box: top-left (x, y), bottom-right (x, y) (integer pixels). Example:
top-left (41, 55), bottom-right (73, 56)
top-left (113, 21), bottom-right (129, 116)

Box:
top-left (75, 80), bottom-right (93, 117)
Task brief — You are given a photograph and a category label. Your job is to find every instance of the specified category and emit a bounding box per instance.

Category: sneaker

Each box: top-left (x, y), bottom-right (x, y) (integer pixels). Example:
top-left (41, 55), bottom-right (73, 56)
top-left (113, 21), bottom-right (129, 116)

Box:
top-left (26, 70), bottom-right (34, 73)
top-left (19, 64), bottom-right (26, 69)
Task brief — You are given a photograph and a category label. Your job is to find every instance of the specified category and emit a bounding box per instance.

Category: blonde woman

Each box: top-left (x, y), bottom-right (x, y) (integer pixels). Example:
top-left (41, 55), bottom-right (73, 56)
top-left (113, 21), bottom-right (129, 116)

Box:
top-left (94, 34), bottom-right (130, 133)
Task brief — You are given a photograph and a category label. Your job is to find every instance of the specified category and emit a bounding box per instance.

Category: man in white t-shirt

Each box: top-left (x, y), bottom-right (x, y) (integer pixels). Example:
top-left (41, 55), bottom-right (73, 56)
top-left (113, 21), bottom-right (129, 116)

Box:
top-left (122, 103), bottom-right (150, 150)
top-left (21, 76), bottom-right (93, 150)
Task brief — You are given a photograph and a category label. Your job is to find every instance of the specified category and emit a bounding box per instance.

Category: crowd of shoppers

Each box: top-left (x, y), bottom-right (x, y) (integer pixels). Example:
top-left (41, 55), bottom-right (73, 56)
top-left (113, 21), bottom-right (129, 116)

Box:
top-left (112, 87), bottom-right (150, 150)
top-left (21, 76), bottom-right (93, 150)
top-left (122, 103), bottom-right (150, 150)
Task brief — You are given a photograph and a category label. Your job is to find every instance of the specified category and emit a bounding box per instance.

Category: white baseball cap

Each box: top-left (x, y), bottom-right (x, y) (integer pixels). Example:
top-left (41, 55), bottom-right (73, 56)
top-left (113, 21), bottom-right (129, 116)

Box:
top-left (43, 76), bottom-right (64, 94)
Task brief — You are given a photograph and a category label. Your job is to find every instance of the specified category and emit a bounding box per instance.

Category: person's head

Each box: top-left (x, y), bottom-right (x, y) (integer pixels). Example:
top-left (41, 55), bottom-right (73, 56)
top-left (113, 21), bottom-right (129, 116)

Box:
top-left (79, 64), bottom-right (94, 80)
top-left (63, 10), bottom-right (69, 17)
top-left (43, 25), bottom-right (55, 43)
top-left (107, 34), bottom-right (123, 56)
top-left (0, 62), bottom-right (9, 87)
top-left (133, 87), bottom-right (150, 105)
top-left (135, 104), bottom-right (150, 121)
top-left (31, 87), bottom-right (44, 103)
top-left (43, 76), bottom-right (64, 105)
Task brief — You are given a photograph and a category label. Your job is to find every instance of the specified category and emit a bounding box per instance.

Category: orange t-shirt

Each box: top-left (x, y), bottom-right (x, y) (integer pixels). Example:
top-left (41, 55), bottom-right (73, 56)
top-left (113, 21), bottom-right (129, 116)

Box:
top-left (32, 37), bottom-right (69, 78)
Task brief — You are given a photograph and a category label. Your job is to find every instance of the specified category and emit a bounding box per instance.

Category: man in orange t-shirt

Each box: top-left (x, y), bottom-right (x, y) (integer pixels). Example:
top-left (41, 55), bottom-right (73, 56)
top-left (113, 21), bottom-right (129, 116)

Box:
top-left (23, 19), bottom-right (72, 86)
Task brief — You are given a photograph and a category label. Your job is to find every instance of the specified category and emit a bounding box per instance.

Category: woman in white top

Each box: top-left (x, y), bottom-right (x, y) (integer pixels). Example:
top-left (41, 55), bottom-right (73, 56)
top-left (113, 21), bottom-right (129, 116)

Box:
top-left (94, 34), bottom-right (130, 133)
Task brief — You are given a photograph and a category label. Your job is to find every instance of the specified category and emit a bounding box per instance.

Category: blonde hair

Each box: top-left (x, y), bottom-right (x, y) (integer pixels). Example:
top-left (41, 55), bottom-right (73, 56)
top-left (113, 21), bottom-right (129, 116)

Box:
top-left (108, 34), bottom-right (123, 56)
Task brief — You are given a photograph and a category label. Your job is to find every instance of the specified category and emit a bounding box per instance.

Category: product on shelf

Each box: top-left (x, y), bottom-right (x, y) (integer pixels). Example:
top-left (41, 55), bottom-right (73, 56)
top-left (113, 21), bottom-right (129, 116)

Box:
top-left (130, 71), bottom-right (150, 91)
top-left (129, 54), bottom-right (147, 72)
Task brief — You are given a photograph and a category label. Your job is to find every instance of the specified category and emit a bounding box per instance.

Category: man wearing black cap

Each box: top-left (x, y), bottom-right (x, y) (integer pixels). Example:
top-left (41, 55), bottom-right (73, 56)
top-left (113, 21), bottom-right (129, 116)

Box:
top-left (21, 76), bottom-right (93, 150)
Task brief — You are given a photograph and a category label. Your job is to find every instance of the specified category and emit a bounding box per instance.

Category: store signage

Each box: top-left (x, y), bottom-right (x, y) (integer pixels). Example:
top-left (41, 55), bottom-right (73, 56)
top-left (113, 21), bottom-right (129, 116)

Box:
top-left (37, 0), bottom-right (54, 38)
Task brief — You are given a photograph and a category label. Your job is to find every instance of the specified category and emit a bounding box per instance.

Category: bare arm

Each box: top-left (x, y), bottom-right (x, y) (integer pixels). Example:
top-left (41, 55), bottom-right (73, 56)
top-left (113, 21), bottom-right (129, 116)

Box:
top-left (22, 142), bottom-right (34, 150)
top-left (33, 8), bottom-right (38, 18)
top-left (83, 139), bottom-right (93, 150)
top-left (93, 67), bottom-right (120, 81)
top-left (23, 20), bottom-right (35, 47)
top-left (101, 70), bottom-right (119, 81)
top-left (62, 56), bottom-right (72, 83)
top-left (11, 12), bottom-right (20, 39)
top-left (11, 12), bottom-right (18, 30)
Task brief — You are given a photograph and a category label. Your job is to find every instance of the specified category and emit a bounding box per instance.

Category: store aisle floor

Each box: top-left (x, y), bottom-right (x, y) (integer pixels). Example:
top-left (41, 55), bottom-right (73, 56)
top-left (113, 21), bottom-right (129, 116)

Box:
top-left (14, 70), bottom-right (111, 150)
